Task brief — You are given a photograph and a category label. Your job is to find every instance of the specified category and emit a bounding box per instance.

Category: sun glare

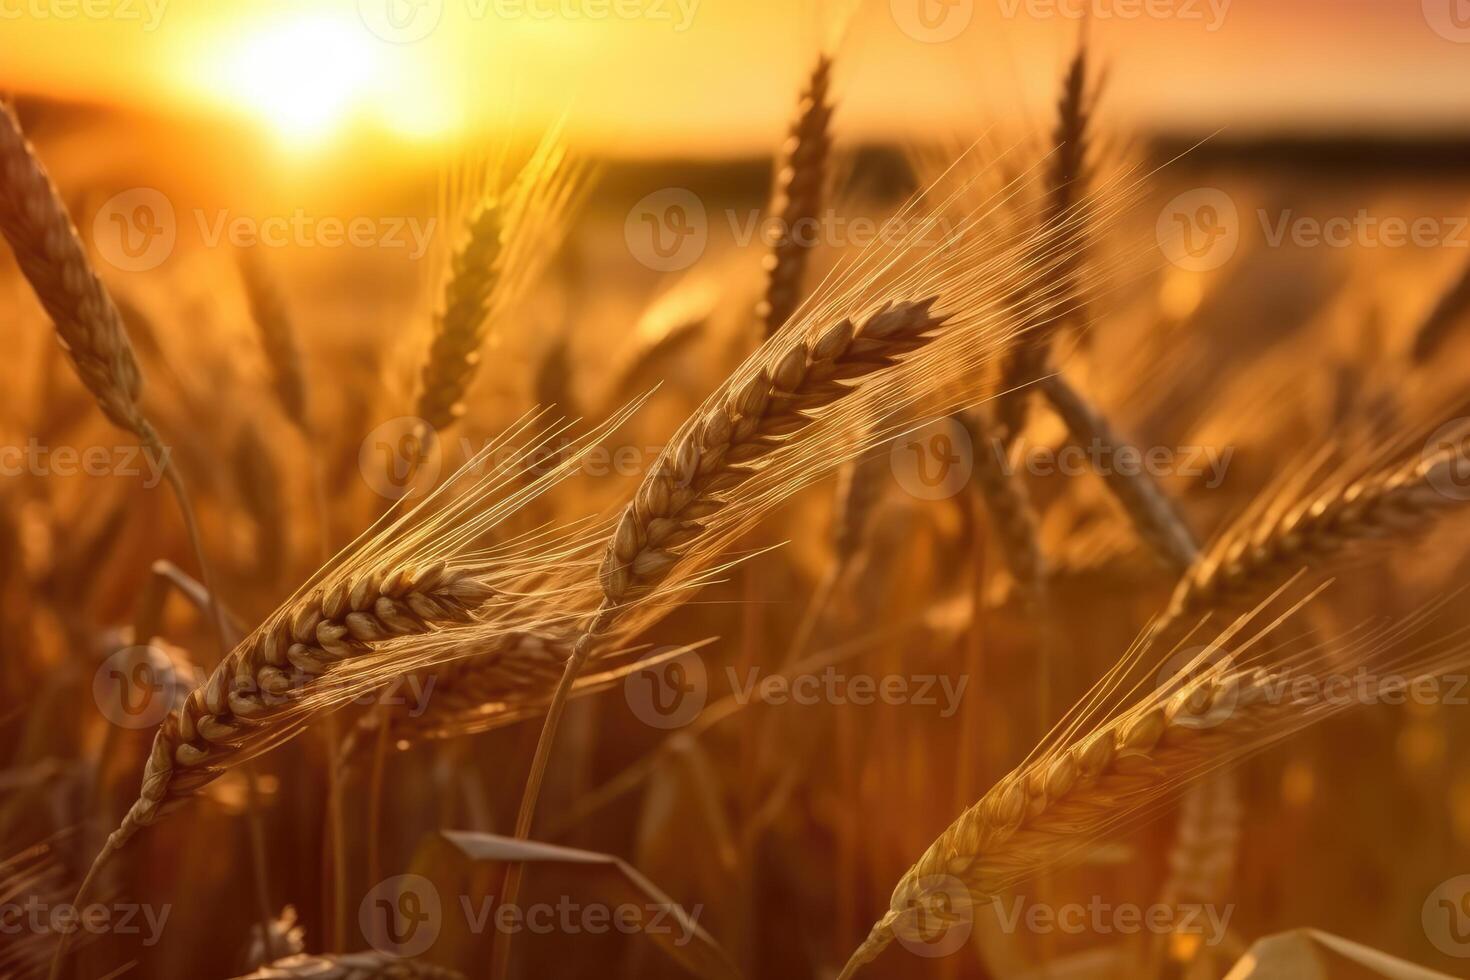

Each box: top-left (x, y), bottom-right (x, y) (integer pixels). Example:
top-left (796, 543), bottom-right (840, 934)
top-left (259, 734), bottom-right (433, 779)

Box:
top-left (197, 13), bottom-right (455, 150)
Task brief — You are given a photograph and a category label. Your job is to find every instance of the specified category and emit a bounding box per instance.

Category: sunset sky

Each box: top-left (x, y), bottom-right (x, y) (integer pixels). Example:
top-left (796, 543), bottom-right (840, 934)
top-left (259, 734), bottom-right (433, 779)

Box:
top-left (0, 0), bottom-right (1465, 157)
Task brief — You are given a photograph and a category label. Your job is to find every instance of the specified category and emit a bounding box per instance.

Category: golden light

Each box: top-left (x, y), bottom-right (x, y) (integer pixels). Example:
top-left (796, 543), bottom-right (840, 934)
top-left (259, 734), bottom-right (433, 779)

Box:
top-left (190, 12), bottom-right (458, 150)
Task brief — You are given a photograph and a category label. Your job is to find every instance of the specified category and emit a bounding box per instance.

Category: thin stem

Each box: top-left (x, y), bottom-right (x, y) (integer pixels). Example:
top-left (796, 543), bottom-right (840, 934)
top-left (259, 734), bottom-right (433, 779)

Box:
top-left (491, 615), bottom-right (605, 980)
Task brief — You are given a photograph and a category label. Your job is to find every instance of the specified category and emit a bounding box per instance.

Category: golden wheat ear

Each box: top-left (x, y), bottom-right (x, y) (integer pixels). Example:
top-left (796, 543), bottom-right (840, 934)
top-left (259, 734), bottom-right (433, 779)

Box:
top-left (416, 128), bottom-right (592, 435)
top-left (758, 53), bottom-right (835, 338)
top-left (838, 587), bottom-right (1470, 978)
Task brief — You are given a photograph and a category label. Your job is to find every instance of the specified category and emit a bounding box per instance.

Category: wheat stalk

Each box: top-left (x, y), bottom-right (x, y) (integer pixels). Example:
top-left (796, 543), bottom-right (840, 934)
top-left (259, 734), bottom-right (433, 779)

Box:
top-left (234, 952), bottom-right (465, 980)
top-left (965, 409), bottom-right (1046, 605)
top-left (758, 54), bottom-right (833, 337)
top-left (1039, 372), bottom-right (1200, 571)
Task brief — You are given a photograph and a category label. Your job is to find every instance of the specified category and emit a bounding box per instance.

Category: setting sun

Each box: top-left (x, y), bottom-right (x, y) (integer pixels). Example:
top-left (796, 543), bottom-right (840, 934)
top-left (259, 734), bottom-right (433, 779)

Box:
top-left (193, 13), bottom-right (457, 149)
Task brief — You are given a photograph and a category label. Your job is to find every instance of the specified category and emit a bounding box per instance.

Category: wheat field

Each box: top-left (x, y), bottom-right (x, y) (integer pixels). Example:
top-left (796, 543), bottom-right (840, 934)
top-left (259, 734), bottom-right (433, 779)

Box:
top-left (3, 5), bottom-right (1470, 979)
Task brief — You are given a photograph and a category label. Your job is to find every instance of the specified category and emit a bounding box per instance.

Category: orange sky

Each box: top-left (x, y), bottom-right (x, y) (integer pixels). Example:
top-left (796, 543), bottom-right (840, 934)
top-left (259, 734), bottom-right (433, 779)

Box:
top-left (0, 0), bottom-right (1465, 157)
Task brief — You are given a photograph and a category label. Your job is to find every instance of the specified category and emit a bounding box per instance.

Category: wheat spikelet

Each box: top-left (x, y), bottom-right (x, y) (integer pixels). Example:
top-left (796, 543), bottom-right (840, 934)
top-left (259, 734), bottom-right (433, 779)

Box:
top-left (417, 203), bottom-right (504, 431)
top-left (110, 561), bottom-right (499, 849)
top-left (0, 102), bottom-right (146, 436)
top-left (235, 952), bottom-right (464, 980)
top-left (837, 595), bottom-right (1465, 978)
top-left (239, 249), bottom-right (310, 435)
top-left (416, 134), bottom-right (587, 434)
top-left (758, 54), bottom-right (833, 337)
top-left (346, 630), bottom-right (573, 750)
top-left (600, 298), bottom-right (944, 606)
top-left (1040, 372), bottom-right (1200, 571)
top-left (994, 42), bottom-right (1095, 443)
top-left (1160, 432), bottom-right (1470, 634)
